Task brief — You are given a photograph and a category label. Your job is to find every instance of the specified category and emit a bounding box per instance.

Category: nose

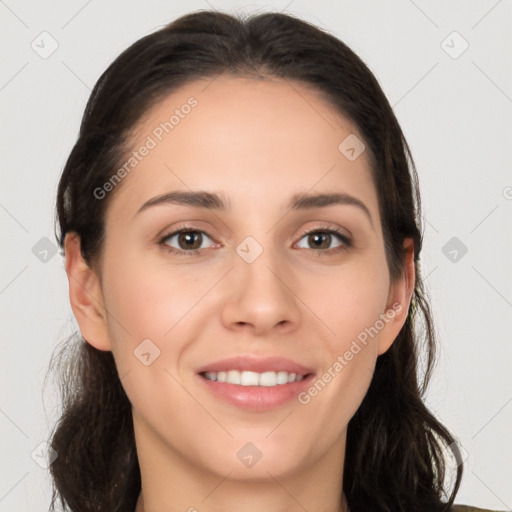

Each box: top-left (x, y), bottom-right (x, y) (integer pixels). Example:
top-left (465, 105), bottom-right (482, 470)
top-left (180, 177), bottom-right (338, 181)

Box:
top-left (220, 242), bottom-right (302, 336)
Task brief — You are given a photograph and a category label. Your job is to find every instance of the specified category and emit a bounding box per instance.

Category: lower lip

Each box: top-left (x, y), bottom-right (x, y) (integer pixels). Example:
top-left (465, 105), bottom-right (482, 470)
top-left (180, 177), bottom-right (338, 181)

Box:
top-left (197, 373), bottom-right (315, 411)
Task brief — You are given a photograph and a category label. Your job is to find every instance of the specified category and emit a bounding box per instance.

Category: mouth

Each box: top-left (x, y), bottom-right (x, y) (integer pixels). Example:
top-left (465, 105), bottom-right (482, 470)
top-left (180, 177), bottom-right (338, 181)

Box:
top-left (196, 356), bottom-right (316, 411)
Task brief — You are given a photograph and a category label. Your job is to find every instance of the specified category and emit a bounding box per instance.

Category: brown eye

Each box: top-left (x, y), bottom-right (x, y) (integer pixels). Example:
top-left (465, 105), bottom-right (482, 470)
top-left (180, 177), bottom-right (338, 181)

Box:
top-left (177, 231), bottom-right (203, 250)
top-left (160, 229), bottom-right (215, 255)
top-left (296, 229), bottom-right (350, 253)
top-left (307, 232), bottom-right (333, 249)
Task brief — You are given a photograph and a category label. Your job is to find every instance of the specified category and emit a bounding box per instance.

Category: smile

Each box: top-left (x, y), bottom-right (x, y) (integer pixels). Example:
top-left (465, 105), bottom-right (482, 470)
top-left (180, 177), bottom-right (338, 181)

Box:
top-left (201, 370), bottom-right (305, 386)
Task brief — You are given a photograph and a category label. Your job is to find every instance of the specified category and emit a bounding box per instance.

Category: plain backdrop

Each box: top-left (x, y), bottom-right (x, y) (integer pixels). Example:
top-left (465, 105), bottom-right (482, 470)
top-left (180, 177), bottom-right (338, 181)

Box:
top-left (1, 1), bottom-right (511, 510)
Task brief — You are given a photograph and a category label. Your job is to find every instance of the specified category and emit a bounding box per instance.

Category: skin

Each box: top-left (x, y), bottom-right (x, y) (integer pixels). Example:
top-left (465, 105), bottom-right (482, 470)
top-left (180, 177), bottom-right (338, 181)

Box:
top-left (65, 76), bottom-right (415, 512)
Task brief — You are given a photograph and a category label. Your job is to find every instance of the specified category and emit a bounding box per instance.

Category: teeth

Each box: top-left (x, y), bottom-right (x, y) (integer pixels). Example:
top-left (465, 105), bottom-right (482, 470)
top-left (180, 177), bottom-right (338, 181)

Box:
top-left (203, 370), bottom-right (306, 386)
top-left (226, 370), bottom-right (240, 385)
top-left (276, 371), bottom-right (289, 384)
top-left (240, 371), bottom-right (259, 386)
top-left (259, 371), bottom-right (277, 386)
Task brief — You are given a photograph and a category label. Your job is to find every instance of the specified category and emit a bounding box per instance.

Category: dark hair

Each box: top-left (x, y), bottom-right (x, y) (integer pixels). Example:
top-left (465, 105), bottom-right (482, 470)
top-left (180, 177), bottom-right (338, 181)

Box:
top-left (49, 9), bottom-right (463, 512)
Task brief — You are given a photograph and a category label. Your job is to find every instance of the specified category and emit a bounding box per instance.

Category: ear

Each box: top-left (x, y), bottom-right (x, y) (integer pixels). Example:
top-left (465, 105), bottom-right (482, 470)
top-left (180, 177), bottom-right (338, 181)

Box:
top-left (64, 232), bottom-right (112, 351)
top-left (377, 237), bottom-right (416, 355)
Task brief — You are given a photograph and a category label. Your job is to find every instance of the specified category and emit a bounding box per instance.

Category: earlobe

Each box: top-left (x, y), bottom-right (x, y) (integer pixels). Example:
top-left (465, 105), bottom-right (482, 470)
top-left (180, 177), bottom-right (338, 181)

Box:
top-left (377, 238), bottom-right (416, 355)
top-left (64, 233), bottom-right (112, 351)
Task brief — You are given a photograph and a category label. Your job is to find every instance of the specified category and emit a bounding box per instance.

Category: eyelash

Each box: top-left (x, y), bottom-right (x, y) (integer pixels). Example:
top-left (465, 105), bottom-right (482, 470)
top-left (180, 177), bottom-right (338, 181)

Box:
top-left (157, 224), bottom-right (352, 257)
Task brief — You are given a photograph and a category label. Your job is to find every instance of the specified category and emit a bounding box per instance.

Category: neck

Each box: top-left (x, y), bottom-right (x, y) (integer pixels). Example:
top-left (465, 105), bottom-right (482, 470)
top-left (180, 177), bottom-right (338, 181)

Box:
top-left (135, 488), bottom-right (349, 512)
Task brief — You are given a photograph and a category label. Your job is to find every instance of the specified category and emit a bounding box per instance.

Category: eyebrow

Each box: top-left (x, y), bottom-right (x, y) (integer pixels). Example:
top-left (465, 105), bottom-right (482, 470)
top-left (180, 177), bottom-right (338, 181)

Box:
top-left (135, 190), bottom-right (374, 228)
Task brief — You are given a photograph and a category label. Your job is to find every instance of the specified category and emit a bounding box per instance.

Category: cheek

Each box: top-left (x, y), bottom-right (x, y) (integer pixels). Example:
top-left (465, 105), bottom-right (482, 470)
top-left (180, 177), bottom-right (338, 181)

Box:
top-left (99, 257), bottom-right (209, 425)
top-left (310, 258), bottom-right (390, 348)
top-left (102, 248), bottom-right (206, 341)
top-left (297, 256), bottom-right (388, 410)
top-left (100, 249), bottom-right (226, 392)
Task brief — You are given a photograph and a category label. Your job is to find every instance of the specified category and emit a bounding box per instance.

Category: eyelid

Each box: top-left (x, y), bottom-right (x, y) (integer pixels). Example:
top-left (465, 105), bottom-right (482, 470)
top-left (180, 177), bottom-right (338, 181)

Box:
top-left (297, 223), bottom-right (351, 241)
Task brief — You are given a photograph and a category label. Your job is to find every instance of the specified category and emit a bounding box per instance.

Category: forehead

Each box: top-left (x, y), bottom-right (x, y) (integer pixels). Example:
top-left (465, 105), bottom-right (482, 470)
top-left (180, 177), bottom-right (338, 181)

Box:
top-left (106, 76), bottom-right (379, 222)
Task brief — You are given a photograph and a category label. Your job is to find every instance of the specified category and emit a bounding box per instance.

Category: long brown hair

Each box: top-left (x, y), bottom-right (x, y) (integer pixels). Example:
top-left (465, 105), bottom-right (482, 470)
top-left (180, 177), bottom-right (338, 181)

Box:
top-left (49, 9), bottom-right (463, 512)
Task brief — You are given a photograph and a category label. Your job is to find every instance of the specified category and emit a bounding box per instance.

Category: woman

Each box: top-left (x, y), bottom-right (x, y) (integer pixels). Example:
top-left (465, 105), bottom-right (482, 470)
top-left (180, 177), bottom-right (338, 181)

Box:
top-left (48, 9), bottom-right (500, 512)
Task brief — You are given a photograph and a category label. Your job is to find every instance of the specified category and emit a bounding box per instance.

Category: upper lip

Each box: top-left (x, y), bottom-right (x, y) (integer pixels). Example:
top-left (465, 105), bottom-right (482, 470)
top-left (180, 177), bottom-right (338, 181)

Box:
top-left (196, 355), bottom-right (315, 376)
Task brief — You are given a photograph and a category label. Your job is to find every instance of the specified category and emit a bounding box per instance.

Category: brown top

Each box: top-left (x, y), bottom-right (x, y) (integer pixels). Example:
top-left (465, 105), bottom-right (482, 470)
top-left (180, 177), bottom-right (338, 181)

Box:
top-left (452, 505), bottom-right (506, 512)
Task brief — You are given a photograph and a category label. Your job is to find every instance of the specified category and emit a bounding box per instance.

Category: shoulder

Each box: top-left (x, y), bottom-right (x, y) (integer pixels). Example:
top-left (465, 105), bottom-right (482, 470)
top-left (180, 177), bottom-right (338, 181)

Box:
top-left (452, 505), bottom-right (506, 512)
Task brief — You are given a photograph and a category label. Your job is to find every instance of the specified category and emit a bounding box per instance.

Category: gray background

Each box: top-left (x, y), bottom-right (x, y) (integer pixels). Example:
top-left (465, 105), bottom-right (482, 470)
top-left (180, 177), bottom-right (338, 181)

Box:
top-left (1, 0), bottom-right (511, 510)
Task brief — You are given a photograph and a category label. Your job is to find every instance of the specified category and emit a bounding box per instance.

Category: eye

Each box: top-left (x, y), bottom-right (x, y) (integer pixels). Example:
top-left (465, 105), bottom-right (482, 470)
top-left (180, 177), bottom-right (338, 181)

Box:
top-left (158, 225), bottom-right (352, 257)
top-left (295, 227), bottom-right (351, 255)
top-left (159, 228), bottom-right (215, 256)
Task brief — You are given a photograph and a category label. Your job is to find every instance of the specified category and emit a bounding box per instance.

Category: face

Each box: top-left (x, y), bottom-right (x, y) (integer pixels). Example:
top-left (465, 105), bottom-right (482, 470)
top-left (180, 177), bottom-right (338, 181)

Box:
top-left (67, 76), bottom-right (413, 487)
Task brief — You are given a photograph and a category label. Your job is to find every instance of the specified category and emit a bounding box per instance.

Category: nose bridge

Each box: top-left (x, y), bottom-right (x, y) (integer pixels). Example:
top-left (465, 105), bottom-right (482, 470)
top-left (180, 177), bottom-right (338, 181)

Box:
top-left (236, 232), bottom-right (290, 300)
top-left (220, 231), bottom-right (301, 333)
